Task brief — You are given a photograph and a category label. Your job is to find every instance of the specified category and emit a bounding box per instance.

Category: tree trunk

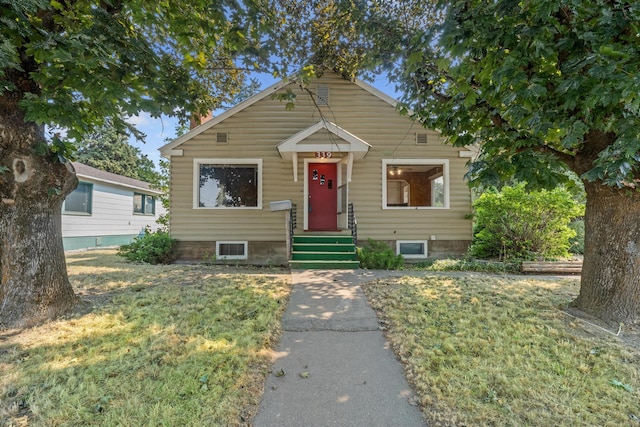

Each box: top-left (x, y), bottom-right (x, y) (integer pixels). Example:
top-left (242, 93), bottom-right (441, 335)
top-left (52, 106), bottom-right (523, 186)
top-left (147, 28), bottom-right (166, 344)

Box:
top-left (0, 117), bottom-right (79, 329)
top-left (572, 181), bottom-right (640, 326)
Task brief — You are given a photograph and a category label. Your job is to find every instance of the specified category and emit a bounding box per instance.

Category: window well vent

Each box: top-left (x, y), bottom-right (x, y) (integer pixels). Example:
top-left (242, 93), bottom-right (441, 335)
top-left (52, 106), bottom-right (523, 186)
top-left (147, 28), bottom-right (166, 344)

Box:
top-left (216, 241), bottom-right (248, 260)
top-left (416, 133), bottom-right (428, 144)
top-left (216, 132), bottom-right (229, 144)
top-left (316, 85), bottom-right (330, 106)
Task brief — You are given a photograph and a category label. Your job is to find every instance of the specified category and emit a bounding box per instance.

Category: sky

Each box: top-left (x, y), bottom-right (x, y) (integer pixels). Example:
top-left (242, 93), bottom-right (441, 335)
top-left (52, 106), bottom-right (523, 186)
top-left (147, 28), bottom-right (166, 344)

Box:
top-left (128, 72), bottom-right (400, 169)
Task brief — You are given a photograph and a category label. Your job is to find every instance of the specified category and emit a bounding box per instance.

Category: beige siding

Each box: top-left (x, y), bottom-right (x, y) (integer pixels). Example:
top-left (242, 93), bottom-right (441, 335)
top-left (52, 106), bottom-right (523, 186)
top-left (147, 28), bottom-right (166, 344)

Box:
top-left (167, 72), bottom-right (472, 244)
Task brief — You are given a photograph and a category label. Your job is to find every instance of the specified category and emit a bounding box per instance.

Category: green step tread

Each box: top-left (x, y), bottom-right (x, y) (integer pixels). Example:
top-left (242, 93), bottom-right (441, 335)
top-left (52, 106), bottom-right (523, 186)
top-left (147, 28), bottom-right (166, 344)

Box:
top-left (289, 260), bottom-right (361, 270)
top-left (291, 251), bottom-right (357, 261)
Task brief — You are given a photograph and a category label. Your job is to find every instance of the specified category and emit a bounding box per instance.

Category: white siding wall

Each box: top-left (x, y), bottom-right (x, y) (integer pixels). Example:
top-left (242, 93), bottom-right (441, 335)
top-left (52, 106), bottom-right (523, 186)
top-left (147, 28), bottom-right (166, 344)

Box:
top-left (62, 180), bottom-right (165, 238)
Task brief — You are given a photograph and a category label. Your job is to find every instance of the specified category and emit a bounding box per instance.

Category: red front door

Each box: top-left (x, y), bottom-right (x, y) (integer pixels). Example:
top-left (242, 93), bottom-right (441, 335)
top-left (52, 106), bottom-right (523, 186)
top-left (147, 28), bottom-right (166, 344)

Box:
top-left (308, 162), bottom-right (337, 230)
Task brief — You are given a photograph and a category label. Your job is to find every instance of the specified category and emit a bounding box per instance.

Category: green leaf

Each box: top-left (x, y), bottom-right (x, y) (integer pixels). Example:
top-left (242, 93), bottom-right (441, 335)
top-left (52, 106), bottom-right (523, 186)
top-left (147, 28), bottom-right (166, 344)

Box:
top-left (611, 379), bottom-right (635, 393)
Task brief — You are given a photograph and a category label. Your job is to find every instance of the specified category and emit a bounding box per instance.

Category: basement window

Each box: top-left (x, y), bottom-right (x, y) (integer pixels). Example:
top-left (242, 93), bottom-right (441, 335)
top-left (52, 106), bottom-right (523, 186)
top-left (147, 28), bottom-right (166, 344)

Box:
top-left (216, 241), bottom-right (248, 260)
top-left (397, 241), bottom-right (428, 259)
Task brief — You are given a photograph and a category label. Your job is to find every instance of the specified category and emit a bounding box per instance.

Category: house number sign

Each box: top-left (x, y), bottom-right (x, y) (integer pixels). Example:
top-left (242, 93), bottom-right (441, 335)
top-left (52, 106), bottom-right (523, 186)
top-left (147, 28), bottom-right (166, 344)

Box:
top-left (315, 151), bottom-right (332, 158)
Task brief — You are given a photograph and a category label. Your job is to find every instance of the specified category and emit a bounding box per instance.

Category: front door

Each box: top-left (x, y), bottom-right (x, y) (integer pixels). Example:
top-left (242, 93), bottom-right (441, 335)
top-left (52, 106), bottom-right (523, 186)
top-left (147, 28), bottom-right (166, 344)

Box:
top-left (308, 162), bottom-right (337, 230)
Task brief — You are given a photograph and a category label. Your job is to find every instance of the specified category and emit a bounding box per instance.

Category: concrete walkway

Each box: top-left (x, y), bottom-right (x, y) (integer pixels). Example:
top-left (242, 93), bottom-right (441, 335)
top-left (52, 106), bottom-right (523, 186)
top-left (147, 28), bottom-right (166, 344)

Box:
top-left (253, 270), bottom-right (426, 427)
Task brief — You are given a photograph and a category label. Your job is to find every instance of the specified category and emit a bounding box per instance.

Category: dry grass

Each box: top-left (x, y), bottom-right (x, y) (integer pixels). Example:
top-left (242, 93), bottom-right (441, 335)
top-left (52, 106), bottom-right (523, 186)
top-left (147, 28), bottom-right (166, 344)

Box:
top-left (0, 250), bottom-right (291, 427)
top-left (363, 275), bottom-right (640, 426)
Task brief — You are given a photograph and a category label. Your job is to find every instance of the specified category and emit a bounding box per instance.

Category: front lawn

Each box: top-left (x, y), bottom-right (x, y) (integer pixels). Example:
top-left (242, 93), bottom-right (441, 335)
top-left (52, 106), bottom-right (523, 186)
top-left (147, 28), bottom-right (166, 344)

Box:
top-left (363, 275), bottom-right (639, 426)
top-left (0, 250), bottom-right (290, 426)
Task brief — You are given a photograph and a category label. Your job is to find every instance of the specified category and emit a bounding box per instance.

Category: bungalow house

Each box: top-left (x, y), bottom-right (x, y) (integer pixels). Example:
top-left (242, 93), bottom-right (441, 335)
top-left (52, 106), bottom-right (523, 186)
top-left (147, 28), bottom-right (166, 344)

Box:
top-left (160, 71), bottom-right (473, 267)
top-left (62, 162), bottom-right (166, 250)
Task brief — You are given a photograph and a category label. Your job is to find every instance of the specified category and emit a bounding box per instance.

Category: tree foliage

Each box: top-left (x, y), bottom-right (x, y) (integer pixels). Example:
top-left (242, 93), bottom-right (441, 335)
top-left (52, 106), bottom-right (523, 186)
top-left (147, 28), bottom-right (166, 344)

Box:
top-left (74, 122), bottom-right (160, 183)
top-left (391, 0), bottom-right (640, 189)
top-left (1, 0), bottom-right (271, 146)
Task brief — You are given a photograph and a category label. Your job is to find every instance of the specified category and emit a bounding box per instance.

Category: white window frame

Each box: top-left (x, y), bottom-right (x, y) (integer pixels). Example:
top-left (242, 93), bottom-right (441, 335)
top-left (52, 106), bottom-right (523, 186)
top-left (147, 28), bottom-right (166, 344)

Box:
top-left (193, 158), bottom-right (263, 209)
top-left (396, 240), bottom-right (428, 259)
top-left (382, 159), bottom-right (450, 209)
top-left (216, 241), bottom-right (248, 260)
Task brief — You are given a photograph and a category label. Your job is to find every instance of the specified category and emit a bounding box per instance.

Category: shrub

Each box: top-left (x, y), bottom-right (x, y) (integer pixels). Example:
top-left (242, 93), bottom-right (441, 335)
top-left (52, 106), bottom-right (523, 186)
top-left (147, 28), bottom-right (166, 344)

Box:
top-left (118, 229), bottom-right (177, 264)
top-left (357, 239), bottom-right (404, 269)
top-left (471, 184), bottom-right (584, 260)
top-left (568, 219), bottom-right (585, 254)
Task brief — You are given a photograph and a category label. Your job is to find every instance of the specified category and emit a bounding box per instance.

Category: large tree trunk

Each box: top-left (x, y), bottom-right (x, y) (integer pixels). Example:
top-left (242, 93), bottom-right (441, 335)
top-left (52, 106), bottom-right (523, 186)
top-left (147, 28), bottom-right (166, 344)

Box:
top-left (0, 116), bottom-right (79, 329)
top-left (572, 181), bottom-right (640, 326)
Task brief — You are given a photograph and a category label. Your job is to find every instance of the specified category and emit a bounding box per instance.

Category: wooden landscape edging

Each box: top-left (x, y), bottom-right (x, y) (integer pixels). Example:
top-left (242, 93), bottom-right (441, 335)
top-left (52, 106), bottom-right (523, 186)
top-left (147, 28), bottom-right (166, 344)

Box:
top-left (521, 261), bottom-right (583, 275)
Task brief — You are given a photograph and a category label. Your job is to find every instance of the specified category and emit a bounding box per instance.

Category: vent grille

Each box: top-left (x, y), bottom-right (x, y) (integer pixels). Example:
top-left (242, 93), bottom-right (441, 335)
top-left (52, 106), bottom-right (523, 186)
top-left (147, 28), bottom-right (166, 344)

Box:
top-left (216, 132), bottom-right (228, 144)
top-left (216, 241), bottom-right (248, 260)
top-left (316, 85), bottom-right (329, 106)
top-left (416, 133), bottom-right (428, 144)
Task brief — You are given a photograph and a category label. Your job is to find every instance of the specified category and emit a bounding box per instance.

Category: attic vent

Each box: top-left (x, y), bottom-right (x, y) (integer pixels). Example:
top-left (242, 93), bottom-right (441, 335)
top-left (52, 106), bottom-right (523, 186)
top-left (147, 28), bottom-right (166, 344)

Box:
top-left (216, 132), bottom-right (229, 144)
top-left (316, 85), bottom-right (329, 106)
top-left (416, 133), bottom-right (428, 144)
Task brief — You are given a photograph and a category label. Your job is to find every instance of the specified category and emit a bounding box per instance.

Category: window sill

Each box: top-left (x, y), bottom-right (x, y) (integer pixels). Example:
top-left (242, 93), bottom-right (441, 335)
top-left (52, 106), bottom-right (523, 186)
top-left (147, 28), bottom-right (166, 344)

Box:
top-left (62, 212), bottom-right (92, 216)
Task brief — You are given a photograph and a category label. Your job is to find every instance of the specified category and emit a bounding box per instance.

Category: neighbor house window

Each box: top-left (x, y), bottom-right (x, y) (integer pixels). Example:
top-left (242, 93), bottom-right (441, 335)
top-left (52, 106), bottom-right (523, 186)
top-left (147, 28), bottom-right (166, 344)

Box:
top-left (63, 182), bottom-right (93, 214)
top-left (134, 193), bottom-right (155, 215)
top-left (216, 241), bottom-right (248, 260)
top-left (194, 159), bottom-right (262, 209)
top-left (397, 240), bottom-right (428, 259)
top-left (382, 159), bottom-right (449, 208)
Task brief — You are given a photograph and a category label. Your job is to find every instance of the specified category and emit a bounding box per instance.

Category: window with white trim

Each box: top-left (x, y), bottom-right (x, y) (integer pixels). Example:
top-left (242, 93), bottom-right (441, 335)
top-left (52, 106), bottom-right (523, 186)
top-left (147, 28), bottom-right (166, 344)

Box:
top-left (63, 182), bottom-right (93, 215)
top-left (382, 159), bottom-right (449, 208)
top-left (134, 193), bottom-right (155, 215)
top-left (216, 241), bottom-right (248, 260)
top-left (195, 159), bottom-right (262, 208)
top-left (397, 241), bottom-right (428, 259)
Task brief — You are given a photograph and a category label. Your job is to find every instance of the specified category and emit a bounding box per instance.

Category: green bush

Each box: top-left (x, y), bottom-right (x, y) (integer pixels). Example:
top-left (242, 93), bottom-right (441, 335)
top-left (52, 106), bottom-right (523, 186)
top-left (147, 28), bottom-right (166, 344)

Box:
top-left (568, 219), bottom-right (585, 254)
top-left (357, 239), bottom-right (404, 269)
top-left (471, 184), bottom-right (584, 260)
top-left (118, 229), bottom-right (177, 264)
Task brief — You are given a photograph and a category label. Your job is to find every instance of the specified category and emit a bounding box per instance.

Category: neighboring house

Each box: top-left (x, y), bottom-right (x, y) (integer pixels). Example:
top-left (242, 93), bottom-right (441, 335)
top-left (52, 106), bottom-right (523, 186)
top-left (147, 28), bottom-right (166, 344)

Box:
top-left (62, 162), bottom-right (165, 250)
top-left (160, 71), bottom-right (473, 265)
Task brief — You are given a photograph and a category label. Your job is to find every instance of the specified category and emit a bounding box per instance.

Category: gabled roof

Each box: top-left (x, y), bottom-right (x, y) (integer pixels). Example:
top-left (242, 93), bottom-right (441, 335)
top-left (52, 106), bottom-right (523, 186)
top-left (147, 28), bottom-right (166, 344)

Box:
top-left (277, 119), bottom-right (371, 160)
top-left (73, 162), bottom-right (162, 195)
top-left (159, 74), bottom-right (398, 156)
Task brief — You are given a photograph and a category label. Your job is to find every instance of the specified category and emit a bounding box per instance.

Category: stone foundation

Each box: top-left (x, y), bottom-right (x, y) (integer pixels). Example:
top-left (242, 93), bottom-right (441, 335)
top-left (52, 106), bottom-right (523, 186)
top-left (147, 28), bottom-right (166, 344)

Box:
top-left (174, 239), bottom-right (470, 266)
top-left (427, 240), bottom-right (471, 259)
top-left (174, 240), bottom-right (288, 266)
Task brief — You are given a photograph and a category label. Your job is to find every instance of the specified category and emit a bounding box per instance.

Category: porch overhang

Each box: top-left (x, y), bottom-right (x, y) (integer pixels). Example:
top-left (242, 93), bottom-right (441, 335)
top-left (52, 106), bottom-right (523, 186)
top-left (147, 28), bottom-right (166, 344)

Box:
top-left (276, 119), bottom-right (371, 161)
top-left (277, 120), bottom-right (371, 182)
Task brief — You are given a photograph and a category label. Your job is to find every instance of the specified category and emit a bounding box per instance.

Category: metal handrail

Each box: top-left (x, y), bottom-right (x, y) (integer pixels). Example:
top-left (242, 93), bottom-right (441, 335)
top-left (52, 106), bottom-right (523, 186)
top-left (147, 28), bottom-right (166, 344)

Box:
top-left (348, 202), bottom-right (357, 247)
top-left (289, 204), bottom-right (297, 257)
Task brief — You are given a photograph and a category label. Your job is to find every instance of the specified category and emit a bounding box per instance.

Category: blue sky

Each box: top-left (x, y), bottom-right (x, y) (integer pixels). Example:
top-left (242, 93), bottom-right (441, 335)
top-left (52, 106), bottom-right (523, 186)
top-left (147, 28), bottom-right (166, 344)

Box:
top-left (128, 72), bottom-right (400, 168)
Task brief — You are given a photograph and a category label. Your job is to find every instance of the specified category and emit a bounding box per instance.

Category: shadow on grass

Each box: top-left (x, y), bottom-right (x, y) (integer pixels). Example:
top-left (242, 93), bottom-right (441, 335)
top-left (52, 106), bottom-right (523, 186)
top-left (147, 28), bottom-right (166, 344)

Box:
top-left (361, 274), bottom-right (640, 426)
top-left (0, 251), bottom-right (291, 426)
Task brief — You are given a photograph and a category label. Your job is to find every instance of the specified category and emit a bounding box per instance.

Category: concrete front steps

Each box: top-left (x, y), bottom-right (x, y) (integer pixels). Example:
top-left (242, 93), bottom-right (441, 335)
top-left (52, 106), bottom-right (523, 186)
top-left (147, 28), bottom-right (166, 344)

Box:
top-left (289, 234), bottom-right (360, 270)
